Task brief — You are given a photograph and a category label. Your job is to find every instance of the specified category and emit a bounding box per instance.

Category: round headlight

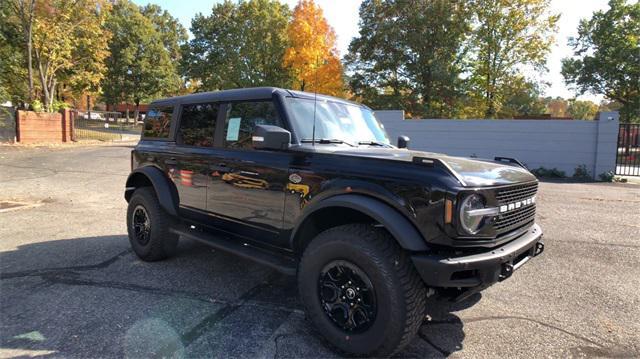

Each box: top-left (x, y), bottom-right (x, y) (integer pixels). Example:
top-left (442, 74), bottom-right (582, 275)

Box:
top-left (460, 194), bottom-right (487, 234)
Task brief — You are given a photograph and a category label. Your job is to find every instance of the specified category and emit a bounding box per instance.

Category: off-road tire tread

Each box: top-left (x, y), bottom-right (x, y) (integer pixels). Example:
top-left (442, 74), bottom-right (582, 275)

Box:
top-left (127, 187), bottom-right (178, 261)
top-left (299, 223), bottom-right (426, 357)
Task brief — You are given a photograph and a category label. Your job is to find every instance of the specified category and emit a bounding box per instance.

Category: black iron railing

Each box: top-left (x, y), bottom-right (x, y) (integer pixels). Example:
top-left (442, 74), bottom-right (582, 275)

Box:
top-left (71, 110), bottom-right (142, 142)
top-left (616, 124), bottom-right (640, 176)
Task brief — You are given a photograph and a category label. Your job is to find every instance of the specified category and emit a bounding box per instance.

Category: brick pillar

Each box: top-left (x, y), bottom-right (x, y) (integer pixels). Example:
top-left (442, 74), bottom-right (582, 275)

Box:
top-left (61, 109), bottom-right (72, 142)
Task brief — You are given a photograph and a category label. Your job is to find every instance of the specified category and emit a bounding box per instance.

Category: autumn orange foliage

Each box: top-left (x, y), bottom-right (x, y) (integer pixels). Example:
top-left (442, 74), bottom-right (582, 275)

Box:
top-left (283, 0), bottom-right (344, 96)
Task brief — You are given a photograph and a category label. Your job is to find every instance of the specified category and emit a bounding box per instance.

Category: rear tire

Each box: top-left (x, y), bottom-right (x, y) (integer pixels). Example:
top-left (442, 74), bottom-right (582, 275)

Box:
top-left (126, 187), bottom-right (178, 261)
top-left (298, 224), bottom-right (426, 357)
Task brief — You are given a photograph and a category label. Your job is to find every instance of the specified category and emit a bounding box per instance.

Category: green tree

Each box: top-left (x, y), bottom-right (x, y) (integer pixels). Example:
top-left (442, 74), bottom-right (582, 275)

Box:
top-left (567, 99), bottom-right (598, 120)
top-left (498, 77), bottom-right (547, 118)
top-left (0, 1), bottom-right (29, 105)
top-left (31, 0), bottom-right (110, 111)
top-left (183, 0), bottom-right (292, 91)
top-left (141, 4), bottom-right (188, 61)
top-left (4, 0), bottom-right (36, 103)
top-left (562, 0), bottom-right (640, 123)
top-left (103, 1), bottom-right (182, 116)
top-left (346, 0), bottom-right (471, 118)
top-left (469, 0), bottom-right (559, 118)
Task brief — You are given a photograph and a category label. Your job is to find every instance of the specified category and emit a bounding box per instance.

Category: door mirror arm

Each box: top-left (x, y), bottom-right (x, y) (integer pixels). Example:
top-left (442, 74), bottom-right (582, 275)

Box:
top-left (397, 135), bottom-right (410, 149)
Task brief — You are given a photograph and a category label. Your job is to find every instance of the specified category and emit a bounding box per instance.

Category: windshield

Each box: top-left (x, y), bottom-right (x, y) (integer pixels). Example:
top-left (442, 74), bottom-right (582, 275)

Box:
top-left (286, 97), bottom-right (390, 145)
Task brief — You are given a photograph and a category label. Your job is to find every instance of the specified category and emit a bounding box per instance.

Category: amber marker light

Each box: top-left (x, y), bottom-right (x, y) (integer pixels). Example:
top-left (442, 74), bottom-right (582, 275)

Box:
top-left (444, 199), bottom-right (453, 224)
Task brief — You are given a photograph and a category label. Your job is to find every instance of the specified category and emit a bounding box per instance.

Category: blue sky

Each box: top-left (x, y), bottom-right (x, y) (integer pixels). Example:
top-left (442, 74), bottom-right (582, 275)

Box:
top-left (132, 0), bottom-right (610, 102)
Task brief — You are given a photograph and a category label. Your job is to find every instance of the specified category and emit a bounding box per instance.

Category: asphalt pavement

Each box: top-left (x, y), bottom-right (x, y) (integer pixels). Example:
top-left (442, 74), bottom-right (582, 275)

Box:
top-left (1, 144), bottom-right (639, 358)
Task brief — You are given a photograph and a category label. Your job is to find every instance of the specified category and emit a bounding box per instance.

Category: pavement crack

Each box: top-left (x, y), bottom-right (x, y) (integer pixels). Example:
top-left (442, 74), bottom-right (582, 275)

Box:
top-left (0, 249), bottom-right (130, 280)
top-left (425, 315), bottom-right (608, 348)
top-left (556, 240), bottom-right (640, 249)
top-left (152, 275), bottom-right (285, 358)
top-left (42, 273), bottom-right (228, 305)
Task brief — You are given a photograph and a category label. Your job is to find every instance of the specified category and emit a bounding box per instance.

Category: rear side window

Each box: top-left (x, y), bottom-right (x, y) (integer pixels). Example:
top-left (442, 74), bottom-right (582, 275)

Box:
top-left (143, 106), bottom-right (173, 139)
top-left (223, 101), bottom-right (282, 149)
top-left (177, 103), bottom-right (218, 147)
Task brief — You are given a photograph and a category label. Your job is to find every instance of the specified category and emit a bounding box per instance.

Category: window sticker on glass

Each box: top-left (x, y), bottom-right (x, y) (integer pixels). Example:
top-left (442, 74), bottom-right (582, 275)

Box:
top-left (226, 117), bottom-right (241, 141)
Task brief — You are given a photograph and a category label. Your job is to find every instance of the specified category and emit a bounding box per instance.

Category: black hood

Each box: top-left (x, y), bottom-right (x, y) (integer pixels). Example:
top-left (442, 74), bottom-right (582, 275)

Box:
top-left (326, 147), bottom-right (537, 187)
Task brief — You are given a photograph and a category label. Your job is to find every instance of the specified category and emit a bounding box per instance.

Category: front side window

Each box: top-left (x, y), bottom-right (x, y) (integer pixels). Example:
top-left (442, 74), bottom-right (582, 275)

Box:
top-left (143, 106), bottom-right (173, 139)
top-left (177, 103), bottom-right (218, 147)
top-left (223, 101), bottom-right (282, 149)
top-left (286, 98), bottom-right (390, 145)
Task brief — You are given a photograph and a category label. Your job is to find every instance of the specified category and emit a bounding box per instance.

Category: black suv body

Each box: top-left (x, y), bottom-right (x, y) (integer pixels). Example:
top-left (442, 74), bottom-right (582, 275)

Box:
top-left (125, 87), bottom-right (543, 356)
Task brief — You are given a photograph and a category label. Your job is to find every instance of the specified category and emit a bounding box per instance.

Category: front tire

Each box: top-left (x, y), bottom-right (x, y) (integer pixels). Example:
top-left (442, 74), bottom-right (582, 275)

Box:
top-left (298, 224), bottom-right (426, 357)
top-left (126, 187), bottom-right (178, 261)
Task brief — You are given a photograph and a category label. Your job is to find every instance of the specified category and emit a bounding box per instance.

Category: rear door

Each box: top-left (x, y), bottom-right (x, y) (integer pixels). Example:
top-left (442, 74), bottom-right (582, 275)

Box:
top-left (165, 102), bottom-right (219, 212)
top-left (207, 100), bottom-right (291, 246)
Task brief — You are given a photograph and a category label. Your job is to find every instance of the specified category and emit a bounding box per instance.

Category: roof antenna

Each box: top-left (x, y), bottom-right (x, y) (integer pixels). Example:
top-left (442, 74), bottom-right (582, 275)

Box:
top-left (311, 56), bottom-right (319, 147)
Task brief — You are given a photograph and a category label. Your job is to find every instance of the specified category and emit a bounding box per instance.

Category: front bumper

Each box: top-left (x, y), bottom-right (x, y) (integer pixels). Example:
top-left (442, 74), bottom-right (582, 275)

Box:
top-left (412, 223), bottom-right (543, 291)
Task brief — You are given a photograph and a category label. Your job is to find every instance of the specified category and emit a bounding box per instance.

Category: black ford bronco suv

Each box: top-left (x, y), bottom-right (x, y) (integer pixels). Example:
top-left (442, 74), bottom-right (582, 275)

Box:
top-left (125, 87), bottom-right (544, 357)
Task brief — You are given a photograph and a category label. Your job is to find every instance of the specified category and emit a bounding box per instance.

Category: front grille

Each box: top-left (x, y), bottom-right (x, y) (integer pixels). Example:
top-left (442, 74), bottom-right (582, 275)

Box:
top-left (495, 182), bottom-right (538, 204)
top-left (494, 182), bottom-right (538, 235)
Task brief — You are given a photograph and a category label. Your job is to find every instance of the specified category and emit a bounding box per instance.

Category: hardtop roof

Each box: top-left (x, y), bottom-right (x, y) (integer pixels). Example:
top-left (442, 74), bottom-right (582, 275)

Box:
top-left (149, 87), bottom-right (366, 108)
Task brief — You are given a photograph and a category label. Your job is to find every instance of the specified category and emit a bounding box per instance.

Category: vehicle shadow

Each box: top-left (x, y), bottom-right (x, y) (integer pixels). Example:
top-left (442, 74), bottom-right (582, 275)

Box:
top-left (0, 234), bottom-right (471, 358)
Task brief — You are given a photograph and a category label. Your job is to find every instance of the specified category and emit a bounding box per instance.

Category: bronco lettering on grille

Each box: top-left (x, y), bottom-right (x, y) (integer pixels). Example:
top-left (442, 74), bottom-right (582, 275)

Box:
top-left (499, 196), bottom-right (536, 213)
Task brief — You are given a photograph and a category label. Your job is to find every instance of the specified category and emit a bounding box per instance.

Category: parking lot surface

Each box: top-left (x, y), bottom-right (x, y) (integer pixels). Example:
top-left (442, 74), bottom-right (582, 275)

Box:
top-left (1, 144), bottom-right (639, 358)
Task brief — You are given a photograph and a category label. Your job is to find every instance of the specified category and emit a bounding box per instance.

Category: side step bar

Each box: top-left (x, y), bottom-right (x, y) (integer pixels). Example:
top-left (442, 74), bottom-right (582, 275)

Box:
top-left (170, 226), bottom-right (297, 276)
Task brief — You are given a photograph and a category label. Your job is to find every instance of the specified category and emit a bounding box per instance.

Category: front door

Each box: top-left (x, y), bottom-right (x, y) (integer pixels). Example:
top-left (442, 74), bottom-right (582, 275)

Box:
top-left (207, 100), bottom-right (290, 246)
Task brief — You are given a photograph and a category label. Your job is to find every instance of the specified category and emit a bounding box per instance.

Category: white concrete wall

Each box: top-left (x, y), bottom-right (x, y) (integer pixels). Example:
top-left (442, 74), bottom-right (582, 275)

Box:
top-left (375, 110), bottom-right (620, 179)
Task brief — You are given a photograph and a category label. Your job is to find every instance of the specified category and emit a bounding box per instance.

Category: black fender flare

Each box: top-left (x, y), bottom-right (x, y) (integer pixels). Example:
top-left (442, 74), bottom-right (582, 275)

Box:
top-left (290, 194), bottom-right (429, 252)
top-left (124, 166), bottom-right (179, 216)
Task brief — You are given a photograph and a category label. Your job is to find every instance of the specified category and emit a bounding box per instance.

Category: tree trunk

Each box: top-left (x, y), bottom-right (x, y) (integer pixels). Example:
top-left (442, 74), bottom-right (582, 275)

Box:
top-left (36, 59), bottom-right (49, 110)
top-left (48, 79), bottom-right (56, 111)
top-left (26, 23), bottom-right (33, 102)
top-left (134, 98), bottom-right (140, 121)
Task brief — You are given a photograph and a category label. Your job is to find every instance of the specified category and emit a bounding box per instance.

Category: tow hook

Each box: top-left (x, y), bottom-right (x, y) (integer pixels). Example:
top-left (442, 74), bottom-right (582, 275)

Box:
top-left (534, 242), bottom-right (544, 256)
top-left (499, 263), bottom-right (514, 281)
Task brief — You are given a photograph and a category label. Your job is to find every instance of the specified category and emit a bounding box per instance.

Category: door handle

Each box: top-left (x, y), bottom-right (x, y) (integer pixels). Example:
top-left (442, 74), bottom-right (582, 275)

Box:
top-left (164, 158), bottom-right (178, 165)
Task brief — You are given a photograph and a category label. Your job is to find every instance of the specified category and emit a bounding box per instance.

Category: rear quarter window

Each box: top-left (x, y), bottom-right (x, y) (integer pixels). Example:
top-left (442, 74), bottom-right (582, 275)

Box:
top-left (143, 106), bottom-right (173, 139)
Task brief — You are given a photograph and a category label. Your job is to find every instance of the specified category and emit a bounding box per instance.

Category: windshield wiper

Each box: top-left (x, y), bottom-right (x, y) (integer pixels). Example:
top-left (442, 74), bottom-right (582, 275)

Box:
top-left (358, 140), bottom-right (390, 147)
top-left (301, 138), bottom-right (356, 147)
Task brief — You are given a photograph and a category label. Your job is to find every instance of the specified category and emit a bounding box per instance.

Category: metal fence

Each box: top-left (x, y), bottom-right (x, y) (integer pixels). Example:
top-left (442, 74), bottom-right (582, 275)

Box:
top-left (0, 106), bottom-right (16, 142)
top-left (615, 123), bottom-right (640, 176)
top-left (71, 110), bottom-right (142, 142)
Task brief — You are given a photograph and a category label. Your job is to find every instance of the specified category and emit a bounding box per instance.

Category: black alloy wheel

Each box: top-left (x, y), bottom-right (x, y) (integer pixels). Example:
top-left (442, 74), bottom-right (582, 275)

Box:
top-left (318, 260), bottom-right (376, 333)
top-left (132, 204), bottom-right (151, 245)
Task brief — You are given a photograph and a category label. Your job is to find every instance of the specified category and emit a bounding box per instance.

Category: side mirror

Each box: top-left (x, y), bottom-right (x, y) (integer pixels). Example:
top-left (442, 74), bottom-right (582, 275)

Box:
top-left (252, 125), bottom-right (291, 150)
top-left (397, 135), bottom-right (410, 149)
